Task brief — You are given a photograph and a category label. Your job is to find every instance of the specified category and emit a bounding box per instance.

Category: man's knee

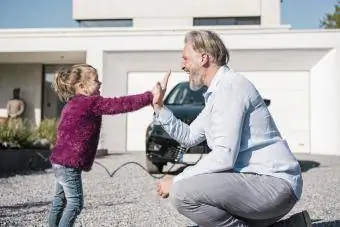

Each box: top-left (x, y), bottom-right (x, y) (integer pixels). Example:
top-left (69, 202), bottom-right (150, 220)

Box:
top-left (170, 180), bottom-right (196, 215)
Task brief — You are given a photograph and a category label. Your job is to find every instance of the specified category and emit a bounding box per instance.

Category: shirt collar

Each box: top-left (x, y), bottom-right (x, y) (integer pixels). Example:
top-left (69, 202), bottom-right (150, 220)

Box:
top-left (203, 65), bottom-right (229, 100)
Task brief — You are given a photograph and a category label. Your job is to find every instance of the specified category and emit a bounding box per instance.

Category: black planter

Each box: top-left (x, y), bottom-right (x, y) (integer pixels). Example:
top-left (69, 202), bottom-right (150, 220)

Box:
top-left (96, 148), bottom-right (108, 158)
top-left (0, 148), bottom-right (52, 175)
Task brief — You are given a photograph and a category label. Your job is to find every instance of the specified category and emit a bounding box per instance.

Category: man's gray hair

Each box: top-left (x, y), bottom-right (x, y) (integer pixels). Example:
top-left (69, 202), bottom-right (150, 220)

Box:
top-left (184, 30), bottom-right (230, 66)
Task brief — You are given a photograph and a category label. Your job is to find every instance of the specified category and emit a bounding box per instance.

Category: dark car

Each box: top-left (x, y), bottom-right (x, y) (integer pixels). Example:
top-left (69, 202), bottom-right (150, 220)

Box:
top-left (145, 81), bottom-right (271, 173)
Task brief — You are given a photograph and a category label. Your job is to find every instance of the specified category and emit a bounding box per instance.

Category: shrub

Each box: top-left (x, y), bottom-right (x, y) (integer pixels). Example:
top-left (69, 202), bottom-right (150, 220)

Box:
top-left (0, 119), bottom-right (35, 148)
top-left (36, 118), bottom-right (58, 147)
top-left (0, 118), bottom-right (58, 149)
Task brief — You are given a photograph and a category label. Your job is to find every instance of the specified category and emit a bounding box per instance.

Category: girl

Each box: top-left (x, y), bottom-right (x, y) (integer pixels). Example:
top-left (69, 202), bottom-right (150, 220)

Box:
top-left (48, 64), bottom-right (163, 227)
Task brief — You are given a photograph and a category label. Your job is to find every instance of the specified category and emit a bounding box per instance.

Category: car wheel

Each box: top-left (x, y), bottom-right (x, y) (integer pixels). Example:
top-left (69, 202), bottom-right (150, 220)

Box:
top-left (145, 156), bottom-right (164, 174)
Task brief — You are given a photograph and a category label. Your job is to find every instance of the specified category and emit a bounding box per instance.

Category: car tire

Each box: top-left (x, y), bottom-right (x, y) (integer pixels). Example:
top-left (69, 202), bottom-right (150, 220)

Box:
top-left (145, 156), bottom-right (164, 174)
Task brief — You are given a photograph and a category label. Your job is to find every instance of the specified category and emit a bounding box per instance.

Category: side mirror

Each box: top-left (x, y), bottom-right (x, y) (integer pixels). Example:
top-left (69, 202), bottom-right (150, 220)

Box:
top-left (264, 99), bottom-right (271, 106)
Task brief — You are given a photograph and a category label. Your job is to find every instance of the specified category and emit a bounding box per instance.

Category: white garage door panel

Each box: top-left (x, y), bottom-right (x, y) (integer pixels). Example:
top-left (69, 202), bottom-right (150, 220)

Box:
top-left (127, 72), bottom-right (187, 151)
top-left (262, 91), bottom-right (309, 131)
top-left (243, 71), bottom-right (309, 90)
top-left (242, 71), bottom-right (310, 154)
top-left (271, 111), bottom-right (309, 131)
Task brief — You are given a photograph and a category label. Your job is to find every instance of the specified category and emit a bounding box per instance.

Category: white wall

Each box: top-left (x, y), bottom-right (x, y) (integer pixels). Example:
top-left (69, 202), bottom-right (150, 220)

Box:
top-left (310, 49), bottom-right (340, 155)
top-left (0, 64), bottom-right (42, 125)
top-left (1, 29), bottom-right (339, 53)
top-left (261, 0), bottom-right (281, 26)
top-left (73, 0), bottom-right (282, 28)
top-left (73, 0), bottom-right (261, 19)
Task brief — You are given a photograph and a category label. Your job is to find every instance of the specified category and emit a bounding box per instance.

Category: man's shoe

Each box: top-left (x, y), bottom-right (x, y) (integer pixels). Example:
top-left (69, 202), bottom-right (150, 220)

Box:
top-left (272, 210), bottom-right (312, 227)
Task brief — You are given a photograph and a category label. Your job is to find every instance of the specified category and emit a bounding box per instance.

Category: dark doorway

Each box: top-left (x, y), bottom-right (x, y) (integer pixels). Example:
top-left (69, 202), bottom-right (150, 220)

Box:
top-left (41, 65), bottom-right (73, 119)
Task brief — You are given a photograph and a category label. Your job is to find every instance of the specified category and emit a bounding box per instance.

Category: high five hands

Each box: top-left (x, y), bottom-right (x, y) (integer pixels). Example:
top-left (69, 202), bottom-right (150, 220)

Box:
top-left (152, 70), bottom-right (171, 112)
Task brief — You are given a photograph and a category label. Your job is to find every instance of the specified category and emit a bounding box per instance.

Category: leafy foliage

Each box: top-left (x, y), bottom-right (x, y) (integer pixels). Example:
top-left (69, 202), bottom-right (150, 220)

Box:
top-left (0, 118), bottom-right (57, 149)
top-left (320, 1), bottom-right (340, 28)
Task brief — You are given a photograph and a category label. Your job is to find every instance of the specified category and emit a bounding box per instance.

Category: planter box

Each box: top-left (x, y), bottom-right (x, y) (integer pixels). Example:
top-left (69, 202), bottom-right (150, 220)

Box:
top-left (96, 148), bottom-right (108, 158)
top-left (0, 148), bottom-right (52, 175)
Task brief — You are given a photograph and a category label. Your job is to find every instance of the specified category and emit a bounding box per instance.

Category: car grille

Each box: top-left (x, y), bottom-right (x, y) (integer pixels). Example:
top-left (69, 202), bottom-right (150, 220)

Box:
top-left (159, 145), bottom-right (186, 161)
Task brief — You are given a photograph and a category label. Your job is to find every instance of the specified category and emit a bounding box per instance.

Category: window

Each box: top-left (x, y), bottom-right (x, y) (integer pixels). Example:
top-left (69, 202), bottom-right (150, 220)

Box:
top-left (164, 82), bottom-right (207, 105)
top-left (78, 19), bottom-right (133, 27)
top-left (193, 17), bottom-right (260, 26)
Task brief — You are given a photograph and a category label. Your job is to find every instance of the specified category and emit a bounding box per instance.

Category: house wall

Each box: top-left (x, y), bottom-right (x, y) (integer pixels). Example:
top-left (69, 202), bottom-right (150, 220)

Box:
top-left (310, 49), bottom-right (340, 155)
top-left (73, 0), bottom-right (281, 27)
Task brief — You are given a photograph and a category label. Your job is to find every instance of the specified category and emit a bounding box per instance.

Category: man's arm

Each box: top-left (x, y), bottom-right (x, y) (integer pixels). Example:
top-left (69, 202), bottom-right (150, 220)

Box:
top-left (156, 106), bottom-right (206, 148)
top-left (173, 87), bottom-right (246, 182)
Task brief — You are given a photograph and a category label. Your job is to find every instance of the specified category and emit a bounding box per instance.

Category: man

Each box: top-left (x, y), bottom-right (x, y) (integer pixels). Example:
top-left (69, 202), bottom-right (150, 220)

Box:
top-left (152, 30), bottom-right (312, 226)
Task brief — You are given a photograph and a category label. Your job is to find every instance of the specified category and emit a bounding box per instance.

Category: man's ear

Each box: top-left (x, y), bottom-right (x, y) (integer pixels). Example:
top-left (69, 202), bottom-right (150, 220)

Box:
top-left (201, 53), bottom-right (209, 67)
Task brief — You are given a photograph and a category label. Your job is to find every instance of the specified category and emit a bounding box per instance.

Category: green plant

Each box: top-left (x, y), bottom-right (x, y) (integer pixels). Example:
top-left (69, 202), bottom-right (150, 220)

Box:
top-left (320, 1), bottom-right (340, 28)
top-left (0, 119), bottom-right (35, 148)
top-left (36, 118), bottom-right (57, 146)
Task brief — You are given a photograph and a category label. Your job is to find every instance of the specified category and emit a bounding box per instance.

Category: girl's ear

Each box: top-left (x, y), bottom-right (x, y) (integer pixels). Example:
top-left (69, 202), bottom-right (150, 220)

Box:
top-left (75, 82), bottom-right (85, 93)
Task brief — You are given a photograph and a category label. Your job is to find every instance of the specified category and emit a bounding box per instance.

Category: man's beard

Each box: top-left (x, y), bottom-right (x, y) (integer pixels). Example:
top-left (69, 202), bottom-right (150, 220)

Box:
top-left (189, 69), bottom-right (204, 91)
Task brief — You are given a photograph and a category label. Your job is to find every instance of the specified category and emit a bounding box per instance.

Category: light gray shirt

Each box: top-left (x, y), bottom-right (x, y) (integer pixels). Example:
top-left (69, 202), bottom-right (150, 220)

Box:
top-left (156, 66), bottom-right (303, 199)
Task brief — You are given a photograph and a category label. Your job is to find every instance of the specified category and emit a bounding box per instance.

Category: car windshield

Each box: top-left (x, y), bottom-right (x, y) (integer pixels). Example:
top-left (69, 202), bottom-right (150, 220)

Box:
top-left (164, 82), bottom-right (207, 105)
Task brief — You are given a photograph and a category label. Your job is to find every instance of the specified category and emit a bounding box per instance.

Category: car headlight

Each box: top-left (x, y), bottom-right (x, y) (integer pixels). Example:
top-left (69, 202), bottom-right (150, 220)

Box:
top-left (147, 141), bottom-right (162, 151)
top-left (146, 114), bottom-right (161, 138)
top-left (151, 112), bottom-right (161, 126)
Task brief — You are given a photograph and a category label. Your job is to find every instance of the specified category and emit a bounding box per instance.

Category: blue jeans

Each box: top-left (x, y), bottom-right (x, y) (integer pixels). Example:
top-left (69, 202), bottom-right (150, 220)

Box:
top-left (48, 164), bottom-right (83, 227)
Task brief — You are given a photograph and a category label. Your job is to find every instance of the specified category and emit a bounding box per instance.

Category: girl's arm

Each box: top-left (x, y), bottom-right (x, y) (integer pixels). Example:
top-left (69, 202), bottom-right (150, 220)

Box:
top-left (89, 91), bottom-right (153, 116)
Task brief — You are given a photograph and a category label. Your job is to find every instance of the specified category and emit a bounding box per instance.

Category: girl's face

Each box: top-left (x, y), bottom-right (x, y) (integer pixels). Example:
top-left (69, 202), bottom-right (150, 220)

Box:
top-left (84, 73), bottom-right (102, 96)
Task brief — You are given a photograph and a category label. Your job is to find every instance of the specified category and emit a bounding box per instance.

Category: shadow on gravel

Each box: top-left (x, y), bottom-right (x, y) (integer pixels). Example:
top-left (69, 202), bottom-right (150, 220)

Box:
top-left (0, 208), bottom-right (47, 218)
top-left (85, 201), bottom-right (136, 209)
top-left (312, 220), bottom-right (340, 227)
top-left (0, 200), bottom-right (51, 210)
top-left (298, 160), bottom-right (321, 172)
top-left (0, 169), bottom-right (51, 178)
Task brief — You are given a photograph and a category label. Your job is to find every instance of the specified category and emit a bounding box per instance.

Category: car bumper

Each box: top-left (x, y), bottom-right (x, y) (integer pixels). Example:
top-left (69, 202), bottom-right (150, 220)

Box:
top-left (146, 126), bottom-right (210, 164)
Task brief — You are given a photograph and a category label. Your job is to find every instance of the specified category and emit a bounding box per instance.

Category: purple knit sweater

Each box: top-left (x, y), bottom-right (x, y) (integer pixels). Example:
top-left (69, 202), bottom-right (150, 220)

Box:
top-left (50, 91), bottom-right (153, 171)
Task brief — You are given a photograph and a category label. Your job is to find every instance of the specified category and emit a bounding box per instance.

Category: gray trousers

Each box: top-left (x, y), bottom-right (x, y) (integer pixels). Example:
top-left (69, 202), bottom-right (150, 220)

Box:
top-left (170, 172), bottom-right (297, 227)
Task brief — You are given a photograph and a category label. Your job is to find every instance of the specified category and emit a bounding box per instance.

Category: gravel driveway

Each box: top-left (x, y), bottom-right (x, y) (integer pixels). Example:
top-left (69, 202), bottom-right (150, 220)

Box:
top-left (0, 152), bottom-right (339, 227)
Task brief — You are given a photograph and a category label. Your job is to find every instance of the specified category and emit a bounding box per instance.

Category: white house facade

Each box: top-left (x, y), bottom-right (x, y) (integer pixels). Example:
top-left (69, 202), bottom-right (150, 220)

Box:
top-left (0, 0), bottom-right (339, 156)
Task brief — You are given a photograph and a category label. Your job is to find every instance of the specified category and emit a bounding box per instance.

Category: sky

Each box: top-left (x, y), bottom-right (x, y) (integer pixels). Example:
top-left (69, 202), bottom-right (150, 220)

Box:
top-left (0, 0), bottom-right (338, 29)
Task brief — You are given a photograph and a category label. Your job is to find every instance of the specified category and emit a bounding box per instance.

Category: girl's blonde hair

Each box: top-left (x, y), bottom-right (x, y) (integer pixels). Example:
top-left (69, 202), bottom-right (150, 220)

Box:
top-left (52, 64), bottom-right (97, 102)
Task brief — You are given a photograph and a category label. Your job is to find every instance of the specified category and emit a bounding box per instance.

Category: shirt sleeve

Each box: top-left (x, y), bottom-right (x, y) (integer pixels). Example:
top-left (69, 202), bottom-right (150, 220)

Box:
top-left (88, 91), bottom-right (153, 116)
top-left (156, 106), bottom-right (206, 148)
top-left (173, 87), bottom-right (246, 183)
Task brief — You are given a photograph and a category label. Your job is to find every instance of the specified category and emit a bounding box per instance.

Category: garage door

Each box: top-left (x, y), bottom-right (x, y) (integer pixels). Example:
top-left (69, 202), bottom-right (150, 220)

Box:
top-left (241, 71), bottom-right (310, 154)
top-left (126, 72), bottom-right (187, 151)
